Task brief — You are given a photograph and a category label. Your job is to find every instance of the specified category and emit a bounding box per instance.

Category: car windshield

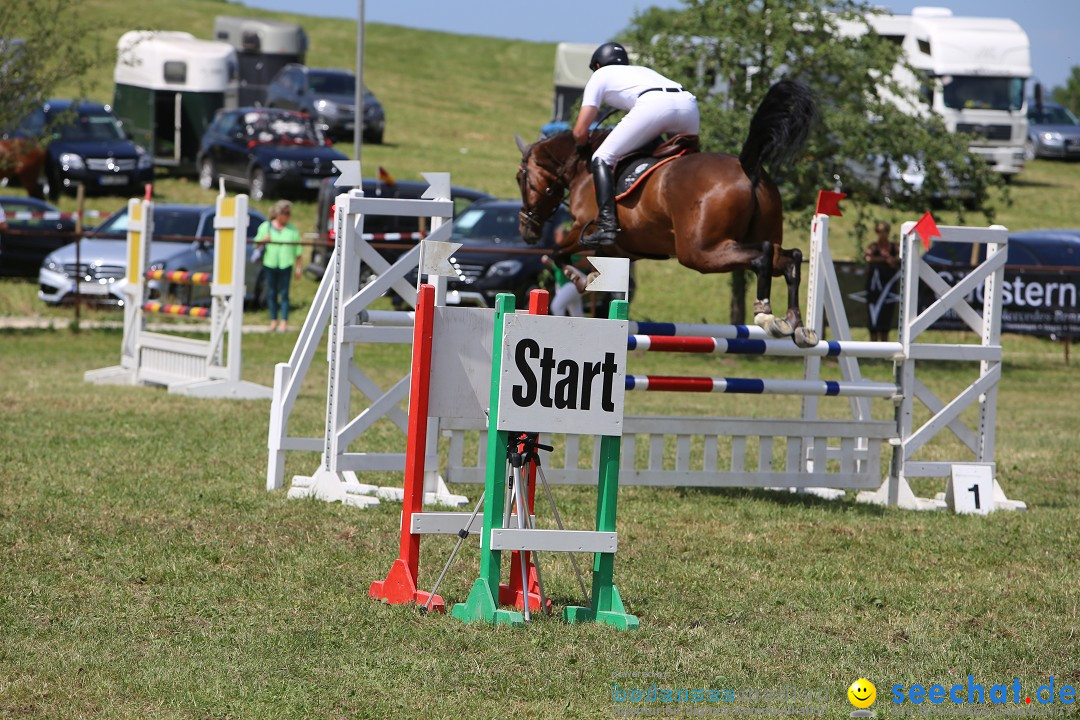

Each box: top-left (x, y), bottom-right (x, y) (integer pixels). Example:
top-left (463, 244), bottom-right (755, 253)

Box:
top-left (450, 206), bottom-right (527, 246)
top-left (55, 111), bottom-right (126, 141)
top-left (244, 111), bottom-right (322, 145)
top-left (942, 76), bottom-right (1024, 111)
top-left (1030, 105), bottom-right (1080, 125)
top-left (309, 72), bottom-right (355, 95)
top-left (95, 210), bottom-right (206, 239)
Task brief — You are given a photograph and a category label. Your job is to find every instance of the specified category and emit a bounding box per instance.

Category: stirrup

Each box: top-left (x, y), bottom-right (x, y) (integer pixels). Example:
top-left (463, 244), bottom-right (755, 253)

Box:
top-left (580, 222), bottom-right (618, 248)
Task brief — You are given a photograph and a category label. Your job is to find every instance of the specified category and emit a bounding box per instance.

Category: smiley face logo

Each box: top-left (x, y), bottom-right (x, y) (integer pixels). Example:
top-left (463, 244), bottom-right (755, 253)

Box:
top-left (848, 678), bottom-right (877, 709)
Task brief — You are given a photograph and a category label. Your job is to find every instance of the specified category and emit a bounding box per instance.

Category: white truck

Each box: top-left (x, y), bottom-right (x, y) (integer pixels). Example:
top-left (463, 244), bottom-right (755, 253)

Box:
top-left (856, 6), bottom-right (1032, 177)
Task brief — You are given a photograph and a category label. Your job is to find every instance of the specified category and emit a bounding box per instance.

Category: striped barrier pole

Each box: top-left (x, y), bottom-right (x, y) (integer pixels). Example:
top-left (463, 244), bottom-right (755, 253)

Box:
top-left (625, 375), bottom-right (899, 398)
top-left (142, 301), bottom-right (210, 318)
top-left (145, 269), bottom-right (213, 285)
top-left (627, 321), bottom-right (770, 339)
top-left (628, 335), bottom-right (903, 360)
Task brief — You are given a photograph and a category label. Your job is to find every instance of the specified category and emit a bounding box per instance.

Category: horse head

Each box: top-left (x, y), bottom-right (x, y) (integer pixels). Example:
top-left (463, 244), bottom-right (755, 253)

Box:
top-left (514, 132), bottom-right (578, 243)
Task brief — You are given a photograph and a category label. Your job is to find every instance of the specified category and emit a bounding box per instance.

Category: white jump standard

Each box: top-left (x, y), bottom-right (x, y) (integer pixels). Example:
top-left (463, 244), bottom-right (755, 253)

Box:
top-left (84, 193), bottom-right (271, 399)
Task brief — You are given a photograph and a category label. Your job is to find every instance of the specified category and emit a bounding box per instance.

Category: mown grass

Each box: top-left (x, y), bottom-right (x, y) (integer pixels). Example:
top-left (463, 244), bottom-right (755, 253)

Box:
top-left (2, 1), bottom-right (1080, 718)
top-left (1, 328), bottom-right (1077, 719)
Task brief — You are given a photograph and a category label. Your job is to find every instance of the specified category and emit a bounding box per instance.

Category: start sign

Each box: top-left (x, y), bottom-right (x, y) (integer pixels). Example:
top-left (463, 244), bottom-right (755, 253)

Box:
top-left (497, 313), bottom-right (628, 437)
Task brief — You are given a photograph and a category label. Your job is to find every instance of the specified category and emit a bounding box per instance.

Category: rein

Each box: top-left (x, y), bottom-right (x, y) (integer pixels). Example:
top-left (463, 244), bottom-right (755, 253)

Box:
top-left (517, 141), bottom-right (583, 236)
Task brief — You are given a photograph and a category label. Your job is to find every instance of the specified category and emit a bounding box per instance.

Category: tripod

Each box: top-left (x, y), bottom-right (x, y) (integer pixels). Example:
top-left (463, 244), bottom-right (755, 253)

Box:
top-left (422, 432), bottom-right (590, 620)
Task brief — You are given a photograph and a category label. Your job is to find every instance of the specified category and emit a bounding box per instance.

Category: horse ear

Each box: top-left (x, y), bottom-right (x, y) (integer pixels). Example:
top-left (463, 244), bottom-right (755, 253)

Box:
top-left (514, 132), bottom-right (530, 156)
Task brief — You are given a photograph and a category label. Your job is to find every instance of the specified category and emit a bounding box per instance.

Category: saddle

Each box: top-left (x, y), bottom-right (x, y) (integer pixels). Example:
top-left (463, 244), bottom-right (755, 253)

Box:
top-left (614, 134), bottom-right (700, 200)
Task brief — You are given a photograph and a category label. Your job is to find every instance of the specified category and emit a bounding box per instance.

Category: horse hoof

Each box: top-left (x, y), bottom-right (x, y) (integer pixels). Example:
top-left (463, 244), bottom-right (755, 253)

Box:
top-left (773, 317), bottom-right (794, 337)
top-left (753, 312), bottom-right (775, 331)
top-left (793, 327), bottom-right (819, 348)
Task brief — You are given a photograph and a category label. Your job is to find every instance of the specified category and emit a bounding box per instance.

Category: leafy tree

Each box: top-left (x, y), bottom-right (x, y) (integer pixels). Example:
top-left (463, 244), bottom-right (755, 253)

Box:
top-left (1050, 67), bottom-right (1080, 115)
top-left (1, 0), bottom-right (104, 166)
top-left (619, 0), bottom-right (1005, 234)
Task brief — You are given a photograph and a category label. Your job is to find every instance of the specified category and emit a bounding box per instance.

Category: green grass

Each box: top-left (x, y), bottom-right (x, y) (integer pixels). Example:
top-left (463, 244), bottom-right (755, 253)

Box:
top-left (2, 1), bottom-right (1080, 718)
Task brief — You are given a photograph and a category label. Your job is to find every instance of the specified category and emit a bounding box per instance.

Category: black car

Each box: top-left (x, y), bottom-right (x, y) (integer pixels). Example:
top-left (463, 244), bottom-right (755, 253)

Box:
top-left (444, 199), bottom-right (570, 307)
top-left (196, 107), bottom-right (348, 201)
top-left (265, 64), bottom-right (385, 143)
top-left (0, 196), bottom-right (77, 277)
top-left (310, 176), bottom-right (493, 278)
top-left (9, 99), bottom-right (154, 200)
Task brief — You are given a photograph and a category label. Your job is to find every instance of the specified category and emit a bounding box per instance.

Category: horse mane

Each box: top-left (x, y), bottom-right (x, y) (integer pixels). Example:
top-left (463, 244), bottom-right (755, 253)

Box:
top-left (738, 79), bottom-right (817, 185)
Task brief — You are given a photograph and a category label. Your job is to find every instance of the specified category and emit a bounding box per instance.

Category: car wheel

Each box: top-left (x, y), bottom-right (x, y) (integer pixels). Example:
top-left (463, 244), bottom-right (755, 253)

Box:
top-left (249, 167), bottom-right (266, 201)
top-left (1024, 139), bottom-right (1037, 162)
top-left (199, 158), bottom-right (216, 190)
top-left (248, 267), bottom-right (267, 310)
top-left (169, 275), bottom-right (194, 307)
top-left (364, 129), bottom-right (384, 145)
top-left (45, 168), bottom-right (60, 202)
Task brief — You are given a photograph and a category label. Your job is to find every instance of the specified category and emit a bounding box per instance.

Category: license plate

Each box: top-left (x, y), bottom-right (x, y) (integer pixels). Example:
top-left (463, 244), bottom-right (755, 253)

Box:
top-left (77, 282), bottom-right (110, 295)
top-left (304, 178), bottom-right (322, 189)
top-left (99, 175), bottom-right (128, 186)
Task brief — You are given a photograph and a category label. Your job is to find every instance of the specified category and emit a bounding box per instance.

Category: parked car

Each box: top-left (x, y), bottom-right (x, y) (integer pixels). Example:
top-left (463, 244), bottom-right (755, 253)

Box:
top-left (310, 176), bottom-right (493, 278)
top-left (0, 196), bottom-right (77, 277)
top-left (444, 199), bottom-right (570, 307)
top-left (38, 202), bottom-right (266, 306)
top-left (832, 152), bottom-right (972, 206)
top-left (1025, 100), bottom-right (1080, 160)
top-left (923, 229), bottom-right (1080, 268)
top-left (196, 107), bottom-right (347, 201)
top-left (9, 99), bottom-right (154, 200)
top-left (265, 64), bottom-right (385, 143)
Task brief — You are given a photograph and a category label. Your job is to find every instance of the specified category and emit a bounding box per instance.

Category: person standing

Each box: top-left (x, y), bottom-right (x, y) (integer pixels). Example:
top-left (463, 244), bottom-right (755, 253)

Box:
top-left (255, 200), bottom-right (303, 332)
top-left (863, 221), bottom-right (901, 342)
top-left (572, 42), bottom-right (699, 247)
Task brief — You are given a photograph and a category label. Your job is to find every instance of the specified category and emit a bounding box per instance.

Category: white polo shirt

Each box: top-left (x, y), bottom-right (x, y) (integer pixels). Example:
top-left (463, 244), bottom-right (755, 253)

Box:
top-left (582, 65), bottom-right (683, 111)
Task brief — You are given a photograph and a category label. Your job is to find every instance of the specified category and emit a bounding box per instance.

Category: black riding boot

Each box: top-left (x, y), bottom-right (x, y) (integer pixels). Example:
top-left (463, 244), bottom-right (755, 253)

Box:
top-left (580, 158), bottom-right (619, 248)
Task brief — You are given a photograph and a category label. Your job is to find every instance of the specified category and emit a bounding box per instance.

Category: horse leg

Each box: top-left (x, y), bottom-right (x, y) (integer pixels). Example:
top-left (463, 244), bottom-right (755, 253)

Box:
top-left (750, 240), bottom-right (793, 338)
top-left (777, 247), bottom-right (818, 348)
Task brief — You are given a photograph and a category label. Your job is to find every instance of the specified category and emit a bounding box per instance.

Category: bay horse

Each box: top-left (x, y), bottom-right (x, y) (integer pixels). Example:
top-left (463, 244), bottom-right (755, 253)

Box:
top-left (515, 79), bottom-right (819, 347)
top-left (0, 137), bottom-right (46, 200)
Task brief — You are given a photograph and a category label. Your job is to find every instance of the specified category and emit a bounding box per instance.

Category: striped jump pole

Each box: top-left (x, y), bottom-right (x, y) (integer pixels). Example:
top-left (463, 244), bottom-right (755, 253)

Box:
top-left (144, 269), bottom-right (213, 285)
top-left (627, 320), bottom-right (770, 339)
top-left (625, 375), bottom-right (899, 398)
top-left (628, 335), bottom-right (903, 360)
top-left (142, 301), bottom-right (210, 318)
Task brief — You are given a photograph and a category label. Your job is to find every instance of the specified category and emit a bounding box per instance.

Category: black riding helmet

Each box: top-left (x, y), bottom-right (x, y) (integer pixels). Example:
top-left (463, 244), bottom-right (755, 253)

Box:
top-left (589, 42), bottom-right (629, 71)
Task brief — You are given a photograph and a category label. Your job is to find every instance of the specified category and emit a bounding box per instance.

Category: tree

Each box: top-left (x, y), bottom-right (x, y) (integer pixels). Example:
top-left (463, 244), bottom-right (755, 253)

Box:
top-left (1050, 67), bottom-right (1080, 116)
top-left (0, 0), bottom-right (103, 148)
top-left (619, 0), bottom-right (1004, 233)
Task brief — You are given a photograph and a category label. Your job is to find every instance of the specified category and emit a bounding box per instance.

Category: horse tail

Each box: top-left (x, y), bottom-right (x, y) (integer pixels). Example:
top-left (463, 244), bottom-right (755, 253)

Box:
top-left (738, 79), bottom-right (817, 186)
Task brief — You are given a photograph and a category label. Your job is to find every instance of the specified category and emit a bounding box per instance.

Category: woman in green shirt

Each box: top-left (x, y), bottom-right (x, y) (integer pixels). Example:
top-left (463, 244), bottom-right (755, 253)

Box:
top-left (255, 200), bottom-right (304, 332)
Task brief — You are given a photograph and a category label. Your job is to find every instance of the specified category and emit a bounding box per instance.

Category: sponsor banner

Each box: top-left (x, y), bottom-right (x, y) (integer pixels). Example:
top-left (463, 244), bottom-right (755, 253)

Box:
top-left (834, 262), bottom-right (1080, 340)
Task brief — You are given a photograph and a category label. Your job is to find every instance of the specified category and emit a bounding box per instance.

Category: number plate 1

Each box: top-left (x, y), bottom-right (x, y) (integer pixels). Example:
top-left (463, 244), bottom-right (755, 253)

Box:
top-left (946, 464), bottom-right (995, 515)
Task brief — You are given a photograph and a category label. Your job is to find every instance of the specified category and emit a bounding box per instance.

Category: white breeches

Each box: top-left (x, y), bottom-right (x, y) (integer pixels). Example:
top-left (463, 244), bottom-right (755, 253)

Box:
top-left (551, 280), bottom-right (584, 317)
top-left (593, 92), bottom-right (700, 167)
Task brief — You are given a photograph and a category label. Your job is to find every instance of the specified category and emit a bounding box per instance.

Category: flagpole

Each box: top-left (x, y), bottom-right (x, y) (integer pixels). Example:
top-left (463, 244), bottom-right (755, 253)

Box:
top-left (354, 0), bottom-right (364, 162)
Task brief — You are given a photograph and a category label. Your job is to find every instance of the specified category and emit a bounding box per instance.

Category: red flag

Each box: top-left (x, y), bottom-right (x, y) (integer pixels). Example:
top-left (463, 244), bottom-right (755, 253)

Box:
top-left (377, 165), bottom-right (396, 185)
top-left (912, 211), bottom-right (941, 249)
top-left (815, 190), bottom-right (846, 217)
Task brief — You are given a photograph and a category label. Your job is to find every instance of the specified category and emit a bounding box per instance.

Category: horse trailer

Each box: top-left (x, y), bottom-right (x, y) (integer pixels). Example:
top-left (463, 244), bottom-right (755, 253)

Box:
top-left (213, 16), bottom-right (307, 107)
top-left (112, 31), bottom-right (239, 173)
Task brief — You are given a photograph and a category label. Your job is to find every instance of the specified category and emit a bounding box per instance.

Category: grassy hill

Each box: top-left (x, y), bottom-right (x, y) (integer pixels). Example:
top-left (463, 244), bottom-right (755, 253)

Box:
top-left (64, 0), bottom-right (554, 199)
top-left (40, 0), bottom-right (1080, 263)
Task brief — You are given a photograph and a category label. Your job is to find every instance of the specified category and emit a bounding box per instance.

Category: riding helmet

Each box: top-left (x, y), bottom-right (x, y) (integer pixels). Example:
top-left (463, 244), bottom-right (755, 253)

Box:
top-left (589, 42), bottom-right (630, 71)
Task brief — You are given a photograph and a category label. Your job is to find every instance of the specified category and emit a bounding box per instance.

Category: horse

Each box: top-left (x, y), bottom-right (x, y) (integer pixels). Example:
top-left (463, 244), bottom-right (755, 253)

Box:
top-left (515, 79), bottom-right (819, 347)
top-left (0, 137), bottom-right (46, 200)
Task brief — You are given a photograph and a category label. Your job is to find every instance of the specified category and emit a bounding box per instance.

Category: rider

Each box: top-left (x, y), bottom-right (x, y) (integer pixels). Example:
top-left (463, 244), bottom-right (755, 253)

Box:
top-left (573, 42), bottom-right (699, 248)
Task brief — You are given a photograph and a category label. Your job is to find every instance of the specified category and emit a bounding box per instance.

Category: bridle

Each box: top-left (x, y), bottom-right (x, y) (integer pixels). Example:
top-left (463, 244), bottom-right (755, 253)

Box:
top-left (516, 143), bottom-right (577, 239)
